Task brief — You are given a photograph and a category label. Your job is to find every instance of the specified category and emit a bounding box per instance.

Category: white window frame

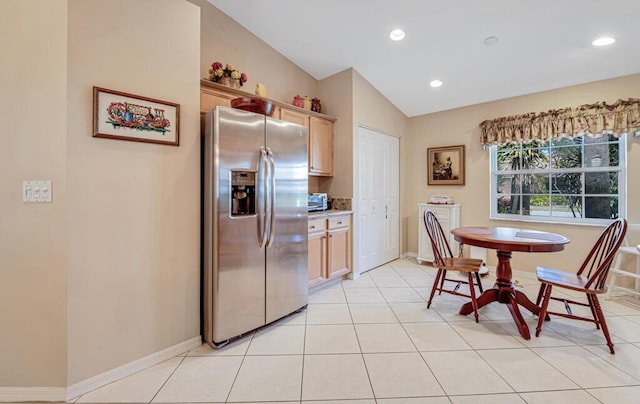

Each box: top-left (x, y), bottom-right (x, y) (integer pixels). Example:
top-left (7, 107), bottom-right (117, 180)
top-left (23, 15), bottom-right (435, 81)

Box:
top-left (489, 135), bottom-right (627, 226)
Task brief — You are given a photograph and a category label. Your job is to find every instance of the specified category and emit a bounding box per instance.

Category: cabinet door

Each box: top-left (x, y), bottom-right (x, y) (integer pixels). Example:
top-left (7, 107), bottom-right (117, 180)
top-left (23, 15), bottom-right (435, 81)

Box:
top-left (309, 117), bottom-right (333, 176)
top-left (417, 204), bottom-right (460, 264)
top-left (417, 205), bottom-right (431, 264)
top-left (308, 230), bottom-right (327, 287)
top-left (327, 227), bottom-right (350, 278)
top-left (200, 89), bottom-right (235, 113)
top-left (280, 108), bottom-right (309, 127)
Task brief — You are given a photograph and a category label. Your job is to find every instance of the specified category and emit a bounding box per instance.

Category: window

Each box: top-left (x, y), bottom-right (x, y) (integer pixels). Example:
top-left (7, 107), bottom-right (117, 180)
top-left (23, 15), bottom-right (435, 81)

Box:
top-left (490, 134), bottom-right (626, 225)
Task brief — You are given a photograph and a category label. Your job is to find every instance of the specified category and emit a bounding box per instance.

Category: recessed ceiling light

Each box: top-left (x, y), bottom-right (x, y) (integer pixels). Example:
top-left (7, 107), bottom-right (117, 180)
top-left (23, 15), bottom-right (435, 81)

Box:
top-left (592, 37), bottom-right (616, 46)
top-left (430, 80), bottom-right (443, 88)
top-left (389, 28), bottom-right (405, 41)
top-left (483, 36), bottom-right (499, 46)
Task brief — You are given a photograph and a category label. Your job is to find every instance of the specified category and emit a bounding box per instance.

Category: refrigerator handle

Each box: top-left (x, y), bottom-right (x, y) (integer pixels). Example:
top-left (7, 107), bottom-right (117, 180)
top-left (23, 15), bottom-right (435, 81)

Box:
top-left (257, 147), bottom-right (268, 248)
top-left (266, 147), bottom-right (276, 247)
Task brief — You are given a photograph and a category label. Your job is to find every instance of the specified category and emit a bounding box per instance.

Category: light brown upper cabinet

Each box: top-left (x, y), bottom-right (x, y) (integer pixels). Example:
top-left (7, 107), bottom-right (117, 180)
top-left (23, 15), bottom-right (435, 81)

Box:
top-left (279, 108), bottom-right (334, 176)
top-left (200, 80), bottom-right (335, 177)
top-left (308, 117), bottom-right (333, 176)
top-left (279, 108), bottom-right (309, 128)
top-left (200, 87), bottom-right (236, 113)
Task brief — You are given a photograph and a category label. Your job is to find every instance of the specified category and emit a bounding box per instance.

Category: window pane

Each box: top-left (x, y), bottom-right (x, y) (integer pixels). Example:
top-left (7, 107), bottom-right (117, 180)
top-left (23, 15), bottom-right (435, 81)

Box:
top-left (608, 142), bottom-right (620, 166)
top-left (525, 147), bottom-right (549, 169)
top-left (497, 147), bottom-right (522, 170)
top-left (551, 137), bottom-right (581, 147)
top-left (491, 135), bottom-right (624, 224)
top-left (497, 144), bottom-right (549, 170)
top-left (497, 195), bottom-right (520, 214)
top-left (585, 171), bottom-right (616, 194)
top-left (550, 146), bottom-right (582, 169)
top-left (552, 173), bottom-right (582, 194)
top-left (585, 196), bottom-right (617, 219)
top-left (551, 195), bottom-right (582, 218)
top-left (529, 195), bottom-right (550, 217)
top-left (497, 174), bottom-right (520, 194)
top-left (520, 145), bottom-right (547, 169)
top-left (523, 174), bottom-right (549, 194)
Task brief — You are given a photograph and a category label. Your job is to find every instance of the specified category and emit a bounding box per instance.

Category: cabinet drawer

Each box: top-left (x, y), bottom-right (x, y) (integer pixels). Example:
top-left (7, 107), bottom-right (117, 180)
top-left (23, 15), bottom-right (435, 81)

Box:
top-left (426, 206), bottom-right (449, 219)
top-left (328, 216), bottom-right (349, 230)
top-left (308, 218), bottom-right (326, 233)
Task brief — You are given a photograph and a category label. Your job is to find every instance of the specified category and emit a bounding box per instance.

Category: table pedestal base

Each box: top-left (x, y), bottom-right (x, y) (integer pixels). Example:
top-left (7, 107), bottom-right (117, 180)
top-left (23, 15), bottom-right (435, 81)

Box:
top-left (459, 286), bottom-right (540, 339)
top-left (458, 250), bottom-right (542, 339)
top-left (451, 229), bottom-right (569, 340)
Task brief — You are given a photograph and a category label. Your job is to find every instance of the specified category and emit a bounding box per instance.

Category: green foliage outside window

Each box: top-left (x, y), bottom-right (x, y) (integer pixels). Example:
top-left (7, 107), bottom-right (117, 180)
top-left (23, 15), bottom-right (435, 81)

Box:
top-left (494, 135), bottom-right (621, 221)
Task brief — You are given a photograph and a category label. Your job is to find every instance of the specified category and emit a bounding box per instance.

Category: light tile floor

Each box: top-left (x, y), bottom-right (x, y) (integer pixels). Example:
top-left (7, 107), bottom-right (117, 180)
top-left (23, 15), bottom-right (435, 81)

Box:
top-left (72, 258), bottom-right (640, 403)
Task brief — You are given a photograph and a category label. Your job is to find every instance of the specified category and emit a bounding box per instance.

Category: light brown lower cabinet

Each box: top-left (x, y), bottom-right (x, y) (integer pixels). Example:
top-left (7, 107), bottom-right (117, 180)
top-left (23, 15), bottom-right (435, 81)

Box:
top-left (308, 214), bottom-right (351, 288)
top-left (308, 224), bottom-right (327, 288)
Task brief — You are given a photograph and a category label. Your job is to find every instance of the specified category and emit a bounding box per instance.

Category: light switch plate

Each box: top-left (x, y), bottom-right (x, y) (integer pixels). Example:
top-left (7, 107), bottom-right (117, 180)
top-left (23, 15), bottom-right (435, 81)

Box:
top-left (23, 180), bottom-right (52, 203)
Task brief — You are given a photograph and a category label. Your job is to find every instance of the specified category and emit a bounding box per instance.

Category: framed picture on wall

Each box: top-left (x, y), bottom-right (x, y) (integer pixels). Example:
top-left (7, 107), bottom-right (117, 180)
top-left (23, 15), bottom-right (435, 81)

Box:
top-left (427, 145), bottom-right (465, 185)
top-left (93, 86), bottom-right (180, 146)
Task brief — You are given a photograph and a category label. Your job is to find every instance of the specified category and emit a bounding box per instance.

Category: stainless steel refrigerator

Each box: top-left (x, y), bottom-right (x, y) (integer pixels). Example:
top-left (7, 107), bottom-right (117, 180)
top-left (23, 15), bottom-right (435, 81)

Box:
top-left (202, 106), bottom-right (308, 347)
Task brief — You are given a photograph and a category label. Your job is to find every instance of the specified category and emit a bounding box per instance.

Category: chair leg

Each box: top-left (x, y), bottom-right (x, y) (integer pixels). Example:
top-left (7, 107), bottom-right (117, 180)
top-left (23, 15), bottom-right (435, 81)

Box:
top-left (467, 272), bottom-right (479, 323)
top-left (428, 269), bottom-right (443, 309)
top-left (438, 269), bottom-right (447, 295)
top-left (536, 284), bottom-right (552, 337)
top-left (592, 294), bottom-right (615, 354)
top-left (475, 272), bottom-right (484, 293)
top-left (587, 293), bottom-right (600, 330)
top-left (535, 283), bottom-right (546, 307)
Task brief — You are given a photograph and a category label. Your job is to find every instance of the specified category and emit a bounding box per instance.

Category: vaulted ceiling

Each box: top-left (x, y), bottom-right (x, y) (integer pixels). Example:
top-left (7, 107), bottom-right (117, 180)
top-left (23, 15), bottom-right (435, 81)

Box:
top-left (208, 0), bottom-right (640, 117)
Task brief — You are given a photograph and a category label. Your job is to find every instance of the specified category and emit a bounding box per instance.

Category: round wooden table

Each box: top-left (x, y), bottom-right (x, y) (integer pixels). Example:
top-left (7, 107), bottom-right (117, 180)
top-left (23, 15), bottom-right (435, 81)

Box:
top-left (451, 226), bottom-right (570, 339)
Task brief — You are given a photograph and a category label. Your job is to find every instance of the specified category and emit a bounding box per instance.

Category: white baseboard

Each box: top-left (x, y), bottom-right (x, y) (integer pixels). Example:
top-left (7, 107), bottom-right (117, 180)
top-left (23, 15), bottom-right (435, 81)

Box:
top-left (402, 252), bottom-right (417, 259)
top-left (0, 387), bottom-right (66, 402)
top-left (66, 335), bottom-right (201, 402)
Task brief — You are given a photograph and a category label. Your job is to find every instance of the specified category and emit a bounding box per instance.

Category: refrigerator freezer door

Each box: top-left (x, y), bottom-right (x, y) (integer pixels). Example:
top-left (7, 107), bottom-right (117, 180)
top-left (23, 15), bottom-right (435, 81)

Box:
top-left (265, 117), bottom-right (309, 323)
top-left (204, 107), bottom-right (267, 344)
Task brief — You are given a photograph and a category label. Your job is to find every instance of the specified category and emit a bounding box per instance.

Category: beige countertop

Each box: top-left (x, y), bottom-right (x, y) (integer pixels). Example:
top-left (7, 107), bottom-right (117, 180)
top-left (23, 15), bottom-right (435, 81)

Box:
top-left (308, 209), bottom-right (353, 218)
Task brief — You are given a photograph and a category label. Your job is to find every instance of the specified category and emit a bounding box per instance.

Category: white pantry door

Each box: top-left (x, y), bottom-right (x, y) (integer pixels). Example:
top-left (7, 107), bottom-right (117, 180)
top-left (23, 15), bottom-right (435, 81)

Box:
top-left (357, 126), bottom-right (399, 272)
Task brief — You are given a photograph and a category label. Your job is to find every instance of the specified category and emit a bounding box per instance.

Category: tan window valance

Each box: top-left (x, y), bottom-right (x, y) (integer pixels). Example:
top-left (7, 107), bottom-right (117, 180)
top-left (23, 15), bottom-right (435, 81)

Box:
top-left (480, 98), bottom-right (640, 146)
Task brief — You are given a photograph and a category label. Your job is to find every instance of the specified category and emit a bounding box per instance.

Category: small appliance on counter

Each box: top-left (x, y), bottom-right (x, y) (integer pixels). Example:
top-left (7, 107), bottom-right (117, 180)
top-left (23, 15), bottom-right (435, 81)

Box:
top-left (308, 193), bottom-right (328, 212)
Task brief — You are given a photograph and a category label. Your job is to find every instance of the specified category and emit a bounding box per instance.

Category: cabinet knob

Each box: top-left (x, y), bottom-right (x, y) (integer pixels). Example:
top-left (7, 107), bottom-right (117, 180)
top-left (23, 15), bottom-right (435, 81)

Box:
top-left (337, 221), bottom-right (342, 225)
top-left (310, 225), bottom-right (315, 229)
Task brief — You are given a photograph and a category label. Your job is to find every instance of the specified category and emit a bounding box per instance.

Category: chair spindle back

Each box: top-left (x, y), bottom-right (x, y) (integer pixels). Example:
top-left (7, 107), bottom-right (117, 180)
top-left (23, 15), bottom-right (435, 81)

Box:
top-left (423, 210), bottom-right (454, 267)
top-left (579, 218), bottom-right (627, 290)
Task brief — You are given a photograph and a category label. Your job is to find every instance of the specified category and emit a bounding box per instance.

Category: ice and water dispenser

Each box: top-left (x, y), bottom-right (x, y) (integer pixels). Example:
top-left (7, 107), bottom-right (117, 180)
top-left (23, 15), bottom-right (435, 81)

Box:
top-left (230, 170), bottom-right (256, 216)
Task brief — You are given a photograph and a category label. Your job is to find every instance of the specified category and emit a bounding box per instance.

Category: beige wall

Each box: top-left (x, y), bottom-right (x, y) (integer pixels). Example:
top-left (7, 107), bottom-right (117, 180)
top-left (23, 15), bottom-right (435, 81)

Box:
top-left (189, 0), bottom-right (317, 106)
top-left (191, 0), bottom-right (326, 193)
top-left (317, 69), bottom-right (354, 198)
top-left (316, 69), bottom-right (410, 274)
top-left (0, 0), bottom-right (68, 387)
top-left (353, 70), bottom-right (410, 255)
top-left (4, 0), bottom-right (639, 391)
top-left (66, 0), bottom-right (200, 384)
top-left (406, 74), bottom-right (640, 273)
